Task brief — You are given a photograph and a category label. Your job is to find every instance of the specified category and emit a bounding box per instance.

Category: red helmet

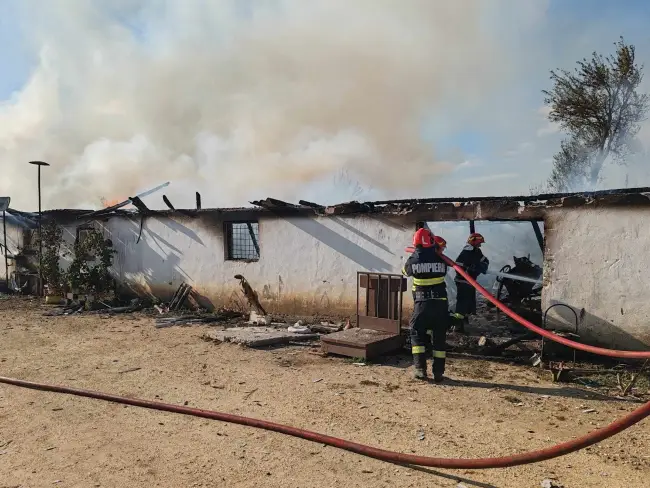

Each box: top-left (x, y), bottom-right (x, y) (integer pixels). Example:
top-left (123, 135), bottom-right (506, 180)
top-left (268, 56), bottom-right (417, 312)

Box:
top-left (413, 228), bottom-right (434, 248)
top-left (468, 232), bottom-right (485, 246)
top-left (434, 235), bottom-right (447, 249)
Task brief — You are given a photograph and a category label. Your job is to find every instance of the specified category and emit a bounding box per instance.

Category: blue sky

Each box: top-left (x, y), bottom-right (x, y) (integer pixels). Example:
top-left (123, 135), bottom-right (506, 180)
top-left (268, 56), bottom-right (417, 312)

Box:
top-left (1, 1), bottom-right (650, 210)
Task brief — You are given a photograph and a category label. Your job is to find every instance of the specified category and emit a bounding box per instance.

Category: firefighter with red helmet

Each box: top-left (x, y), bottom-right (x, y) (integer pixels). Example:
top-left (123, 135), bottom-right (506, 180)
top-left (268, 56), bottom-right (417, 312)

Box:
top-left (453, 232), bottom-right (489, 333)
top-left (433, 235), bottom-right (447, 250)
top-left (402, 227), bottom-right (450, 382)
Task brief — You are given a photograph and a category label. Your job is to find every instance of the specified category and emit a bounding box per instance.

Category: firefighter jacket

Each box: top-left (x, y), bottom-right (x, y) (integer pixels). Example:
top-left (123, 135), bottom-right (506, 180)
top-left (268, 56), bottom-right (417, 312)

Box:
top-left (454, 245), bottom-right (489, 283)
top-left (402, 246), bottom-right (448, 301)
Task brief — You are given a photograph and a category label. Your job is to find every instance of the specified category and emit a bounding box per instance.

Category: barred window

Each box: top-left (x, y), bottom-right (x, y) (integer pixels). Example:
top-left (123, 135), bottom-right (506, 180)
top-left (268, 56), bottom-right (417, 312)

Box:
top-left (225, 221), bottom-right (260, 261)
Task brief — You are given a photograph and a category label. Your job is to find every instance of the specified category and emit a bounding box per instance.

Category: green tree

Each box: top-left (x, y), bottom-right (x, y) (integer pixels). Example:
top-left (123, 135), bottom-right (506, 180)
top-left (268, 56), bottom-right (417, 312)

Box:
top-left (543, 38), bottom-right (649, 191)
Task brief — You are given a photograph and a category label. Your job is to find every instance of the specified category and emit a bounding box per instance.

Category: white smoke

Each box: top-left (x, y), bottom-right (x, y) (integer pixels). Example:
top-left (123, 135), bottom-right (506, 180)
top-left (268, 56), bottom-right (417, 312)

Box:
top-left (0, 0), bottom-right (552, 210)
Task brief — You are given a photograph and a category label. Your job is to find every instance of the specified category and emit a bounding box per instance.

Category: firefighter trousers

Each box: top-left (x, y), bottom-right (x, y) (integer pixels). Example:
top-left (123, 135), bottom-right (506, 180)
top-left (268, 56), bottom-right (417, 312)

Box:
top-left (409, 298), bottom-right (449, 378)
top-left (454, 281), bottom-right (477, 317)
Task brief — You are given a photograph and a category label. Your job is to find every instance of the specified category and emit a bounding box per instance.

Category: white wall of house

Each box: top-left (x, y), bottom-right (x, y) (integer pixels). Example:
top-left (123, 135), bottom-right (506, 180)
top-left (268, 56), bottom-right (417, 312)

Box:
top-left (104, 213), bottom-right (414, 315)
top-left (96, 211), bottom-right (544, 317)
top-left (543, 207), bottom-right (650, 350)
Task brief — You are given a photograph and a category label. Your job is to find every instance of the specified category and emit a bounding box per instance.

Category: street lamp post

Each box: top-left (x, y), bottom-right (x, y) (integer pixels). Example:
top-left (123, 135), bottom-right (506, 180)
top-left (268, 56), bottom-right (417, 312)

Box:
top-left (29, 161), bottom-right (50, 297)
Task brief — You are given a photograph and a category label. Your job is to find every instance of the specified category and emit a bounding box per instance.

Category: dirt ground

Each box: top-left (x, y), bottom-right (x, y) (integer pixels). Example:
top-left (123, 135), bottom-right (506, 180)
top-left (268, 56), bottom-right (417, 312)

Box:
top-left (1, 297), bottom-right (649, 488)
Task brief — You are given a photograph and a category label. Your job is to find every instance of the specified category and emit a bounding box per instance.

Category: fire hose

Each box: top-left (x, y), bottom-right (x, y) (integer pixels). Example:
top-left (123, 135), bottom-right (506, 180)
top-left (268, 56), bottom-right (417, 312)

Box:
top-left (0, 375), bottom-right (648, 469)
top-left (0, 255), bottom-right (649, 469)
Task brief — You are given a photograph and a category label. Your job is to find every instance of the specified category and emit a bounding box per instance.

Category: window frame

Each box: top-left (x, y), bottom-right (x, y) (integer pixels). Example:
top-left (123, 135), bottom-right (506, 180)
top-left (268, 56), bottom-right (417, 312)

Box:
top-left (223, 220), bottom-right (260, 262)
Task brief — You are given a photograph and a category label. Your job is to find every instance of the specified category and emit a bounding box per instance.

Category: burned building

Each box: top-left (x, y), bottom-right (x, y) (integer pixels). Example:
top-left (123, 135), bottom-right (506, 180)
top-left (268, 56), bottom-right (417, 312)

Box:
top-left (2, 187), bottom-right (649, 351)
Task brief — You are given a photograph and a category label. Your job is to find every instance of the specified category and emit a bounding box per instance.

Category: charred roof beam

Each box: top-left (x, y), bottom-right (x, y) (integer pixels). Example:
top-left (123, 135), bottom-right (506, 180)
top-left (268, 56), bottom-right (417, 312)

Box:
top-left (163, 195), bottom-right (175, 211)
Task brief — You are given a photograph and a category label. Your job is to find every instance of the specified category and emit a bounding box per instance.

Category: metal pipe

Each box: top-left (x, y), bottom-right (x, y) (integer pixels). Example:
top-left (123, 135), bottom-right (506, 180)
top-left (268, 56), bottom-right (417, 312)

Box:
top-left (0, 375), bottom-right (647, 469)
top-left (38, 166), bottom-right (42, 295)
top-left (29, 161), bottom-right (49, 296)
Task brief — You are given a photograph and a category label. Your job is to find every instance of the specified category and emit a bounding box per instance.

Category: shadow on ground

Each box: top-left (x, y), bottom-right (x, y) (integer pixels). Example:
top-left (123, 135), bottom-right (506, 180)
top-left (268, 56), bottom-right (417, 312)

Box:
top-left (333, 351), bottom-right (645, 403)
top-left (388, 461), bottom-right (500, 488)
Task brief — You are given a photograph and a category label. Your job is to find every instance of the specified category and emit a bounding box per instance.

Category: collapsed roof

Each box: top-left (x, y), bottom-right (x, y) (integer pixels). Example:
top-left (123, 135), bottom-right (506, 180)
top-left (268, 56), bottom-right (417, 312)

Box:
top-left (2, 186), bottom-right (650, 224)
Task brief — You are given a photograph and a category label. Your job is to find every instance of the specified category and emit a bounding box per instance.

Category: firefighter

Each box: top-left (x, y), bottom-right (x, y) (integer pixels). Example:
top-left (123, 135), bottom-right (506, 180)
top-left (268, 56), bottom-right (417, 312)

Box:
top-left (402, 228), bottom-right (449, 382)
top-left (453, 232), bottom-right (489, 333)
top-left (425, 236), bottom-right (447, 354)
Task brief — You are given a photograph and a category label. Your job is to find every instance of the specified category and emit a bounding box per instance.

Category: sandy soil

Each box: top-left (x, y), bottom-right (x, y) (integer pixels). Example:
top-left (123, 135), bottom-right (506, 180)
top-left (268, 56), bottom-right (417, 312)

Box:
top-left (0, 297), bottom-right (648, 488)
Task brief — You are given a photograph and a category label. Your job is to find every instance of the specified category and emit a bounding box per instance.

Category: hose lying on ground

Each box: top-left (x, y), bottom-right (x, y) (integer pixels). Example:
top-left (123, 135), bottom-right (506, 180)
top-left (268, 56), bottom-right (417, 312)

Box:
top-left (0, 375), bottom-right (648, 469)
top-left (440, 254), bottom-right (650, 360)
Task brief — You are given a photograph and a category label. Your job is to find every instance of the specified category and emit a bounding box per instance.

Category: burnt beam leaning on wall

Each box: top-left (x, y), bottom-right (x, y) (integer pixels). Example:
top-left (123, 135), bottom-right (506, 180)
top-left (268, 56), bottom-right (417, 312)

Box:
top-left (531, 220), bottom-right (544, 252)
top-left (246, 223), bottom-right (260, 257)
top-left (469, 220), bottom-right (475, 234)
top-left (127, 197), bottom-right (152, 245)
top-left (196, 192), bottom-right (201, 211)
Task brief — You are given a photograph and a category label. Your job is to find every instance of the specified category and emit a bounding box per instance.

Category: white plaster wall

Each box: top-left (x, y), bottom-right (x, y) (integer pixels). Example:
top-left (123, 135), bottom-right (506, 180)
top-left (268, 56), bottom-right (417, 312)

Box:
top-left (543, 207), bottom-right (650, 350)
top-left (105, 213), bottom-right (414, 315)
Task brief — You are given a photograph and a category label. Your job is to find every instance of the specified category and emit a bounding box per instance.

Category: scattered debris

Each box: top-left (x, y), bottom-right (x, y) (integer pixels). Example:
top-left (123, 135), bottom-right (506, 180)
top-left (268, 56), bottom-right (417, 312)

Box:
top-left (312, 378), bottom-right (323, 383)
top-left (540, 479), bottom-right (564, 488)
top-left (169, 283), bottom-right (193, 311)
top-left (531, 353), bottom-right (543, 367)
top-left (118, 367), bottom-right (142, 374)
top-left (243, 389), bottom-right (258, 400)
top-left (617, 359), bottom-right (648, 396)
top-left (503, 395), bottom-right (523, 404)
top-left (288, 322), bottom-right (312, 334)
top-left (203, 327), bottom-right (318, 348)
top-left (155, 310), bottom-right (243, 328)
top-left (582, 408), bottom-right (597, 414)
top-left (249, 311), bottom-right (270, 325)
top-left (417, 429), bottom-right (425, 441)
top-left (91, 302), bottom-right (144, 315)
top-left (309, 322), bottom-right (344, 334)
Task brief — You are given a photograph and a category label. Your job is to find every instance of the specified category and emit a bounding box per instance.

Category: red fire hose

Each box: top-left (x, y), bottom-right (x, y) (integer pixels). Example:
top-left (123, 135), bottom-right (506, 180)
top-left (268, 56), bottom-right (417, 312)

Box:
top-left (439, 253), bottom-right (650, 359)
top-left (0, 375), bottom-right (648, 469)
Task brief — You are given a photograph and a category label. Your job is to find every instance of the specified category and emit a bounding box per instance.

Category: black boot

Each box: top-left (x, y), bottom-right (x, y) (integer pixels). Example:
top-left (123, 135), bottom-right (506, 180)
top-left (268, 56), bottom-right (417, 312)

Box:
top-left (433, 357), bottom-right (446, 383)
top-left (412, 354), bottom-right (427, 380)
top-left (456, 317), bottom-right (469, 334)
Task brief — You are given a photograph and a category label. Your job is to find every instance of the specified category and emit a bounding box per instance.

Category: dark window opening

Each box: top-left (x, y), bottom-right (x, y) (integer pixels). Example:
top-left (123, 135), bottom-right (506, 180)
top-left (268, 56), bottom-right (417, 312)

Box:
top-left (225, 221), bottom-right (260, 261)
